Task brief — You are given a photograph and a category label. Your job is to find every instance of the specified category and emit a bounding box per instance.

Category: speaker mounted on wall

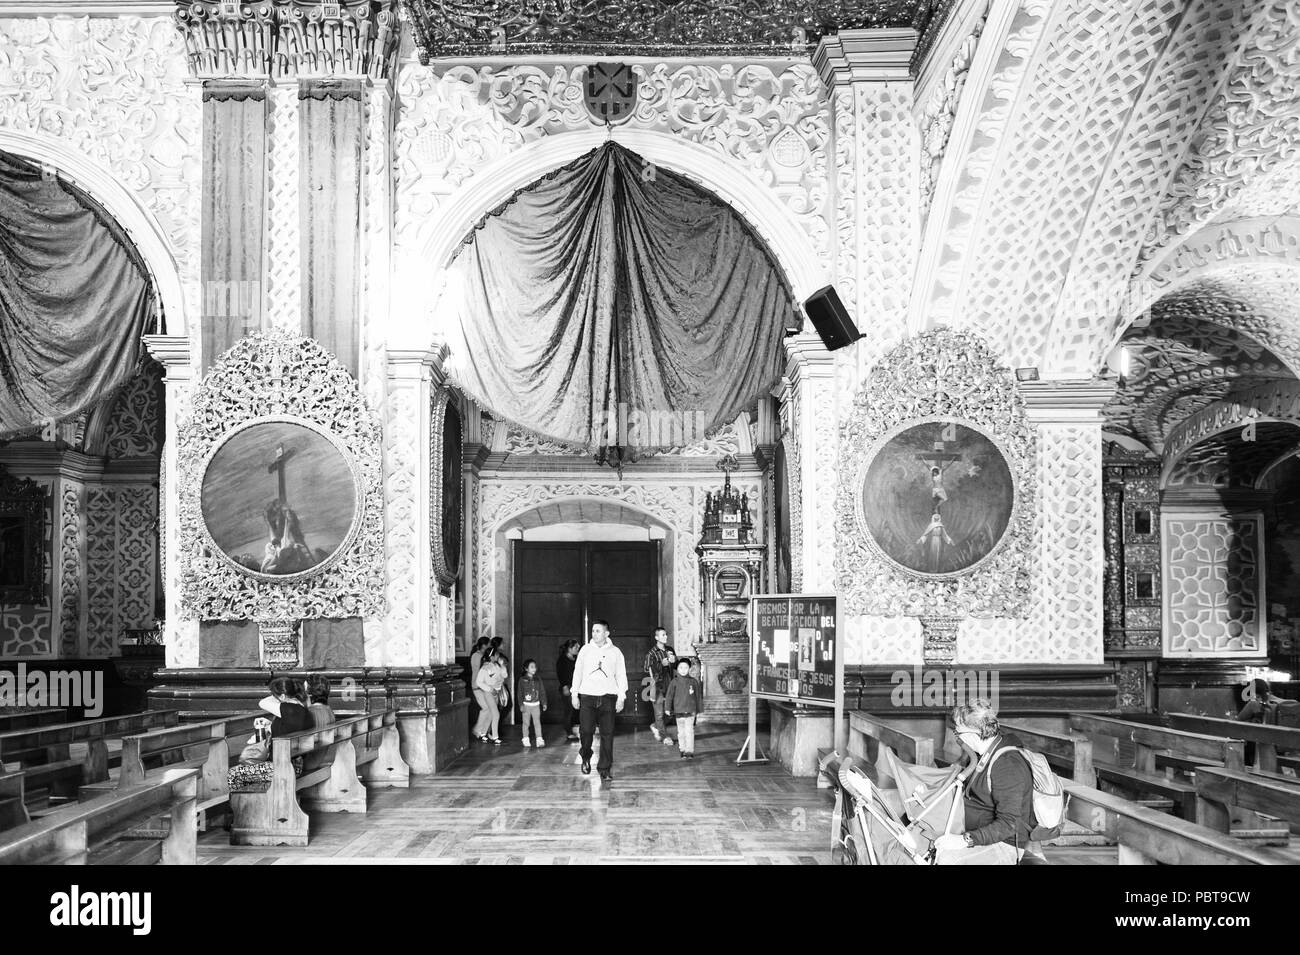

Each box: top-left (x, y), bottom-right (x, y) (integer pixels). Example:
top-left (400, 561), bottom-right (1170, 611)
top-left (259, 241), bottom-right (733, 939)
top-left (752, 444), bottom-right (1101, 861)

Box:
top-left (802, 285), bottom-right (861, 351)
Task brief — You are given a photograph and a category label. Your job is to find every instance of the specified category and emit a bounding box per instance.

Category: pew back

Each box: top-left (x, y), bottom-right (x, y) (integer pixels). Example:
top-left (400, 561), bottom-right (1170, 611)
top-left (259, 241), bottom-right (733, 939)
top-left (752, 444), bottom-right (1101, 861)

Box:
top-left (1000, 721), bottom-right (1095, 787)
top-left (848, 712), bottom-right (935, 767)
top-left (0, 767), bottom-right (198, 865)
top-left (1195, 767), bottom-right (1300, 835)
top-left (1167, 713), bottom-right (1300, 774)
top-left (0, 708), bottom-right (66, 734)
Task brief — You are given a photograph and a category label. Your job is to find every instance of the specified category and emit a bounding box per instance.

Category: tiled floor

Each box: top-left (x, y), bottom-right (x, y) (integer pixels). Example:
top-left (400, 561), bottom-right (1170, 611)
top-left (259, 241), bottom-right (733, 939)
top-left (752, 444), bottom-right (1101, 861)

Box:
top-left (198, 726), bottom-right (837, 864)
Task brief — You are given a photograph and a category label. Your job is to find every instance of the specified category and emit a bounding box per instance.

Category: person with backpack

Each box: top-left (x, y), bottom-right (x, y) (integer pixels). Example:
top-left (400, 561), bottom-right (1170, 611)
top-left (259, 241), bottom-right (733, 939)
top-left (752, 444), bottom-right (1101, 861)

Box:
top-left (933, 698), bottom-right (1037, 864)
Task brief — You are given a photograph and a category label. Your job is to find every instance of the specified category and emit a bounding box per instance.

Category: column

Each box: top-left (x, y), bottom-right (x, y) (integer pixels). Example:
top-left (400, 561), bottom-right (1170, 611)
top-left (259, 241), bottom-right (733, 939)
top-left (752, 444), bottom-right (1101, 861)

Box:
top-left (378, 345), bottom-right (448, 668)
top-left (784, 336), bottom-right (837, 591)
top-left (143, 334), bottom-right (198, 669)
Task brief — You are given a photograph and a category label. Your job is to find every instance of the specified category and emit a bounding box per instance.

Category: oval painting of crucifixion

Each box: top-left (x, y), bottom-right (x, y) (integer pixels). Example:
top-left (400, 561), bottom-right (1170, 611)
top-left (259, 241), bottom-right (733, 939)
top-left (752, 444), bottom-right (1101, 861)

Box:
top-left (860, 420), bottom-right (1015, 578)
top-left (200, 418), bottom-right (360, 580)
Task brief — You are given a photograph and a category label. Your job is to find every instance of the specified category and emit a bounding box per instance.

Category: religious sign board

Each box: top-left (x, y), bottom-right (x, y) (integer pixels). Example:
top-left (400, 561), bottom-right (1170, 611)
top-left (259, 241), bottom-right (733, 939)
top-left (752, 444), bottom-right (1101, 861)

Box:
top-left (859, 419), bottom-right (1015, 578)
top-left (199, 417), bottom-right (361, 581)
top-left (750, 594), bottom-right (836, 706)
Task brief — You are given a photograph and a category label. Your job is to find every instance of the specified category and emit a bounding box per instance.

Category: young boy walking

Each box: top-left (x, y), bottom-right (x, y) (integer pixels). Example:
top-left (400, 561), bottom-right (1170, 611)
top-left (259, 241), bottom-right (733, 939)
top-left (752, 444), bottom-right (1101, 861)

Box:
top-left (664, 658), bottom-right (702, 759)
top-left (517, 658), bottom-right (548, 747)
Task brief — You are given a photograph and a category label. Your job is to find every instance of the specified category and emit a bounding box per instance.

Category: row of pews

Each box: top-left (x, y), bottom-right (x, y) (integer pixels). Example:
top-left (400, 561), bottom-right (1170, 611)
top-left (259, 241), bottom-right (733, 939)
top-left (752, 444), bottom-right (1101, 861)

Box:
top-left (0, 705), bottom-right (411, 863)
top-left (835, 709), bottom-right (1300, 865)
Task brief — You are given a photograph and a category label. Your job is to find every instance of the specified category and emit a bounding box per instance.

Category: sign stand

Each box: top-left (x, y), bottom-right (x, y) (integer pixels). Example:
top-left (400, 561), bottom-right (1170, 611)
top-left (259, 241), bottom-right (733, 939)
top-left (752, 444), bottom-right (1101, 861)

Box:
top-left (736, 695), bottom-right (770, 764)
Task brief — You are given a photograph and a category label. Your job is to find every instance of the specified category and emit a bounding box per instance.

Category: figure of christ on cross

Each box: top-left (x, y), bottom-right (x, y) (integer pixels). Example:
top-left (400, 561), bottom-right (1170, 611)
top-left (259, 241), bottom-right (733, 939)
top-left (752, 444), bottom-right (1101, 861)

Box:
top-left (918, 439), bottom-right (962, 507)
top-left (260, 442), bottom-right (316, 575)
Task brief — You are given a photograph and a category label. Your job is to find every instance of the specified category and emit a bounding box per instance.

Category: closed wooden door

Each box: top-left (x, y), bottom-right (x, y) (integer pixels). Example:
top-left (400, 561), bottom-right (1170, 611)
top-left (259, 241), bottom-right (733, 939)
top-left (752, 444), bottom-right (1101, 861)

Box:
top-left (515, 541), bottom-right (659, 725)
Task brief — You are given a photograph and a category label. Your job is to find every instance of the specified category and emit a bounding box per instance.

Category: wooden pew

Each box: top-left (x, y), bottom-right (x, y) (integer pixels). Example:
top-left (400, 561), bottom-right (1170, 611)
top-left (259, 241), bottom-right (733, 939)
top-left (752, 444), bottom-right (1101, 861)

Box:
top-left (1069, 714), bottom-right (1245, 820)
top-left (0, 767), bottom-right (198, 865)
top-left (79, 712), bottom-right (262, 821)
top-left (0, 708), bottom-right (66, 734)
top-left (1063, 780), bottom-right (1289, 864)
top-left (848, 712), bottom-right (935, 768)
top-left (1167, 713), bottom-right (1300, 774)
top-left (0, 710), bottom-right (182, 801)
top-left (1000, 721), bottom-right (1096, 788)
top-left (0, 771), bottom-right (30, 831)
top-left (1195, 767), bottom-right (1300, 837)
top-left (229, 711), bottom-right (409, 847)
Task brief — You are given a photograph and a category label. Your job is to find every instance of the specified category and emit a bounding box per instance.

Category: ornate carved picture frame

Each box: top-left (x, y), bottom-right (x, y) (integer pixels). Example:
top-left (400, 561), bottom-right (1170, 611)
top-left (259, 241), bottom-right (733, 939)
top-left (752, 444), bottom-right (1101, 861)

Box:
top-left (835, 329), bottom-right (1037, 620)
top-left (177, 331), bottom-right (385, 621)
top-left (430, 389), bottom-right (462, 594)
top-left (0, 465), bottom-right (46, 606)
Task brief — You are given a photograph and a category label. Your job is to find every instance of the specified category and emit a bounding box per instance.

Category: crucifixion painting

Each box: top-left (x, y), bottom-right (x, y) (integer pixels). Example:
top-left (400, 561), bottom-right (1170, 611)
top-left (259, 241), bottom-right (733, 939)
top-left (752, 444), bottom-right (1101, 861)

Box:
top-left (861, 421), bottom-right (1014, 576)
top-left (200, 420), bottom-right (358, 578)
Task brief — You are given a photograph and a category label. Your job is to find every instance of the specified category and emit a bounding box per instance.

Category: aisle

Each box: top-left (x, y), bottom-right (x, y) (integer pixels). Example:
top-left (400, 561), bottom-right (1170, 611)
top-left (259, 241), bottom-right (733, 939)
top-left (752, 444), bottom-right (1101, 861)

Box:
top-left (198, 725), bottom-right (834, 864)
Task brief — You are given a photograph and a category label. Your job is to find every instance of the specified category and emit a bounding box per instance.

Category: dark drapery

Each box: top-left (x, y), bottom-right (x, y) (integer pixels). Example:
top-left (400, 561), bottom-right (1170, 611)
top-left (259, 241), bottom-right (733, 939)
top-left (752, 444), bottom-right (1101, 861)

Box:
top-left (0, 151), bottom-right (155, 436)
top-left (445, 142), bottom-right (795, 448)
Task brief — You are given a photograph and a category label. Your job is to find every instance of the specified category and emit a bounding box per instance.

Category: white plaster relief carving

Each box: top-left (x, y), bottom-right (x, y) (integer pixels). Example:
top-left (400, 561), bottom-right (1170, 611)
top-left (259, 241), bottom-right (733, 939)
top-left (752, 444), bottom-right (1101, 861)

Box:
top-left (394, 62), bottom-right (831, 278)
top-left (265, 85), bottom-right (302, 335)
top-left (382, 381), bottom-right (419, 666)
top-left (0, 16), bottom-right (202, 329)
top-left (1143, 2), bottom-right (1300, 265)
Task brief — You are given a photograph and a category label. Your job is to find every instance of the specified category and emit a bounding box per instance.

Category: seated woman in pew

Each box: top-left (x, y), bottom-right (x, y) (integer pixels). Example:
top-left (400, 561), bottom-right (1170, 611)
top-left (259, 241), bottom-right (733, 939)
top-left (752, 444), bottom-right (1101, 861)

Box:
top-left (229, 678), bottom-right (314, 790)
top-left (931, 699), bottom-right (1036, 866)
top-left (302, 676), bottom-right (336, 773)
top-left (1237, 678), bottom-right (1299, 725)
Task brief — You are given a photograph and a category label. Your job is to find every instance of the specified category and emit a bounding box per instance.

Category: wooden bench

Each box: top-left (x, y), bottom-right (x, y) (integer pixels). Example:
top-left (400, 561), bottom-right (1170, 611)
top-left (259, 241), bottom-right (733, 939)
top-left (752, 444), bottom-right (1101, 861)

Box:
top-left (0, 767), bottom-right (198, 865)
top-left (1195, 767), bottom-right (1300, 837)
top-left (79, 712), bottom-right (262, 822)
top-left (1167, 713), bottom-right (1300, 775)
top-left (229, 711), bottom-right (409, 847)
top-left (1069, 714), bottom-right (1245, 820)
top-left (0, 771), bottom-right (29, 831)
top-left (1063, 780), bottom-right (1290, 864)
top-left (848, 712), bottom-right (935, 767)
top-left (0, 708), bottom-right (66, 734)
top-left (1001, 721), bottom-right (1095, 788)
top-left (0, 710), bottom-right (182, 802)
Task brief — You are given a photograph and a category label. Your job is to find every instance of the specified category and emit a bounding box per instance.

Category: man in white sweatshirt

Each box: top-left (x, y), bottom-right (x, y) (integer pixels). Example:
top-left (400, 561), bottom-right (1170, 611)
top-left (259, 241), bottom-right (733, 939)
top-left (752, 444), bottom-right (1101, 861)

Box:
top-left (571, 619), bottom-right (628, 781)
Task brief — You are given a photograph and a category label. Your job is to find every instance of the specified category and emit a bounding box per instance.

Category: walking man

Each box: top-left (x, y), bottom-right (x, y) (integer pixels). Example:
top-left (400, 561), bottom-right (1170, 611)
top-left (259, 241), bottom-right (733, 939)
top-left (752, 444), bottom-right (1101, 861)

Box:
top-left (644, 626), bottom-right (677, 745)
top-left (571, 620), bottom-right (628, 782)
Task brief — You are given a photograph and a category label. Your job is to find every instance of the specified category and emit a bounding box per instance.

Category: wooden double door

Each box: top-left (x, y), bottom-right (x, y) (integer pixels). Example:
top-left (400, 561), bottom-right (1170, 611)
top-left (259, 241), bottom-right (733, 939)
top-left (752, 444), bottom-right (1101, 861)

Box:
top-left (514, 541), bottom-right (659, 725)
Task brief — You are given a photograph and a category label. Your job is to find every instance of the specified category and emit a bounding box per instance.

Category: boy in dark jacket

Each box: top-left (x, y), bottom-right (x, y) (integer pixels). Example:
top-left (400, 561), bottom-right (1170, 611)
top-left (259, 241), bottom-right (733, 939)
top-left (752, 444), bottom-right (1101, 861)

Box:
top-left (518, 658), bottom-right (548, 747)
top-left (663, 658), bottom-right (702, 759)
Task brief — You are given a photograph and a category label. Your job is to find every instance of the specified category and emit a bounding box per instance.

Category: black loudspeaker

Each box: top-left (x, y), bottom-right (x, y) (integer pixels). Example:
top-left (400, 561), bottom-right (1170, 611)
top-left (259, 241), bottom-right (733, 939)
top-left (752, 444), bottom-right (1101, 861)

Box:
top-left (802, 285), bottom-right (861, 351)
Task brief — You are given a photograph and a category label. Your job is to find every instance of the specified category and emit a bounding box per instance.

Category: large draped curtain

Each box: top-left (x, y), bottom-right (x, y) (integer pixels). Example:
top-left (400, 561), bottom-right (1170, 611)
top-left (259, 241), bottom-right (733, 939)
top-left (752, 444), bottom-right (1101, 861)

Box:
top-left (445, 143), bottom-right (795, 448)
top-left (0, 151), bottom-right (155, 436)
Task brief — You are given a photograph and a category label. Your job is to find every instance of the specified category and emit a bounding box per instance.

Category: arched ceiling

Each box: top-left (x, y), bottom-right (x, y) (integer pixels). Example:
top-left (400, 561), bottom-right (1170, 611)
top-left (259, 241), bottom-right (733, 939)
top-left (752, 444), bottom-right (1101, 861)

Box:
top-left (1103, 313), bottom-right (1294, 454)
top-left (1164, 421), bottom-right (1300, 488)
top-left (917, 0), bottom-right (1300, 378)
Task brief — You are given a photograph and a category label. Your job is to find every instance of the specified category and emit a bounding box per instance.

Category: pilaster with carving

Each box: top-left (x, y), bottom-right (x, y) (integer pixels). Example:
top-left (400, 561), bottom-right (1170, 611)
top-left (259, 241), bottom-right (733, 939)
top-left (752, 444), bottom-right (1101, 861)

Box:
top-left (265, 84), bottom-right (301, 335)
top-left (381, 346), bottom-right (449, 667)
top-left (144, 334), bottom-right (199, 667)
top-left (785, 336), bottom-right (837, 591)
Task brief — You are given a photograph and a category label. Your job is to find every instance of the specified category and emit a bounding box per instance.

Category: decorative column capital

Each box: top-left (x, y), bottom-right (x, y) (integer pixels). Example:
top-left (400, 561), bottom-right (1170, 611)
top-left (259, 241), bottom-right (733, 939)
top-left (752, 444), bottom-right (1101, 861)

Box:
top-left (143, 334), bottom-right (194, 377)
top-left (784, 334), bottom-right (835, 382)
top-left (1019, 379), bottom-right (1117, 423)
top-left (813, 27), bottom-right (918, 87)
top-left (386, 342), bottom-right (450, 385)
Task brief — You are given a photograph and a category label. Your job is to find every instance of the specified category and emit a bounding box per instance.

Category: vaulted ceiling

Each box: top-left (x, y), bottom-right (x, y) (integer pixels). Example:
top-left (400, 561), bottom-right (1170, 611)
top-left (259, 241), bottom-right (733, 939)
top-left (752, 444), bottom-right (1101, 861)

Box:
top-left (917, 0), bottom-right (1300, 380)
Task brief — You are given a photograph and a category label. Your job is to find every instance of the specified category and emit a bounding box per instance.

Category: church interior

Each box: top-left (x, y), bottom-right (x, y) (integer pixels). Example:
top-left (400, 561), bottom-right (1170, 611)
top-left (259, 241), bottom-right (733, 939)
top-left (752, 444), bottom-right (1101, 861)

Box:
top-left (1, 0), bottom-right (1300, 878)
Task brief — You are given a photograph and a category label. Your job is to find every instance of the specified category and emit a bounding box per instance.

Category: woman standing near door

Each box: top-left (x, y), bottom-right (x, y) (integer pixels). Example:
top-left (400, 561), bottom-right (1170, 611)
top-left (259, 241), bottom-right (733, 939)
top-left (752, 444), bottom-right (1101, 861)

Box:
top-left (556, 639), bottom-right (582, 742)
top-left (475, 649), bottom-right (508, 744)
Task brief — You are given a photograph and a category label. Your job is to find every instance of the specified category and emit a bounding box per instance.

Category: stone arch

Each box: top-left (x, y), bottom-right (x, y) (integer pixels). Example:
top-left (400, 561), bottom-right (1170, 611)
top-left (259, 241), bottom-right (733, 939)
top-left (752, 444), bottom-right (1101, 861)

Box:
top-left (1096, 217), bottom-right (1300, 371)
top-left (401, 127), bottom-right (827, 347)
top-left (1161, 381), bottom-right (1300, 488)
top-left (0, 128), bottom-right (189, 335)
top-left (475, 484), bottom-right (699, 656)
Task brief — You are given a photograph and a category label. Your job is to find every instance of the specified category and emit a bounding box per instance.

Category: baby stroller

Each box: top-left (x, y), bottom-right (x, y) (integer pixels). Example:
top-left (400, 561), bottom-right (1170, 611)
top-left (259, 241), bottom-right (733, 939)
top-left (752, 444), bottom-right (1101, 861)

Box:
top-left (828, 752), bottom-right (976, 865)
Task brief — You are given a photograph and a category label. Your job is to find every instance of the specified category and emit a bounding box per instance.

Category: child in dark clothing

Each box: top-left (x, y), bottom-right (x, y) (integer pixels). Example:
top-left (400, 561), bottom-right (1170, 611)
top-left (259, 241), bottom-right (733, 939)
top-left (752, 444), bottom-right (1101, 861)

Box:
top-left (664, 658), bottom-right (702, 759)
top-left (517, 658), bottom-right (548, 747)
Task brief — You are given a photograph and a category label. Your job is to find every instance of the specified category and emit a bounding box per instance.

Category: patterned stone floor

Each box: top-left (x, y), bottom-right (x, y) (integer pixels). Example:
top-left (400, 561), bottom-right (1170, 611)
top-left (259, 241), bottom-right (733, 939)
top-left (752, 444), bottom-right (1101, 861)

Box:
top-left (198, 726), bottom-right (838, 864)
